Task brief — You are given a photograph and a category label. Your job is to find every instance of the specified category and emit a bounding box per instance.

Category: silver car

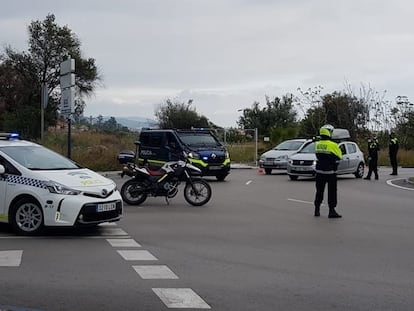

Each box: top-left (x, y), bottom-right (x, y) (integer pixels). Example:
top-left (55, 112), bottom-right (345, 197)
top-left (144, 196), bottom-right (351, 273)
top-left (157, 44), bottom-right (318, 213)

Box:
top-left (259, 139), bottom-right (310, 174)
top-left (287, 140), bottom-right (365, 180)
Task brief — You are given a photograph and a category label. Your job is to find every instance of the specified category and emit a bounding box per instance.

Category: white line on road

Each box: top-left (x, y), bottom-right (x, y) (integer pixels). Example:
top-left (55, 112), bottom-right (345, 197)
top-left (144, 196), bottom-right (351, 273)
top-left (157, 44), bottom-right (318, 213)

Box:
top-left (117, 250), bottom-right (158, 261)
top-left (386, 178), bottom-right (414, 191)
top-left (107, 238), bottom-right (141, 247)
top-left (0, 250), bottom-right (23, 266)
top-left (287, 198), bottom-right (314, 205)
top-left (246, 180), bottom-right (253, 185)
top-left (133, 265), bottom-right (178, 279)
top-left (152, 288), bottom-right (211, 309)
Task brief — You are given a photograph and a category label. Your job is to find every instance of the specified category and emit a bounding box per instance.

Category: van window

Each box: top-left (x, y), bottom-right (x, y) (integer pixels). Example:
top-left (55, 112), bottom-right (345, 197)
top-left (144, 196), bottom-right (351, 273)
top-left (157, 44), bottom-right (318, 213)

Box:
top-left (141, 133), bottom-right (163, 147)
top-left (166, 132), bottom-right (179, 149)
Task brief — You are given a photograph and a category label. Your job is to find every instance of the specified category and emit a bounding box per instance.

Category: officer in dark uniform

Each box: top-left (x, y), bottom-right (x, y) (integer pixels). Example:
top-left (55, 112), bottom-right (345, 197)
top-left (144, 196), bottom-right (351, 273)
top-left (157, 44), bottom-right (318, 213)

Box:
top-left (389, 132), bottom-right (399, 175)
top-left (364, 135), bottom-right (380, 180)
top-left (314, 126), bottom-right (343, 218)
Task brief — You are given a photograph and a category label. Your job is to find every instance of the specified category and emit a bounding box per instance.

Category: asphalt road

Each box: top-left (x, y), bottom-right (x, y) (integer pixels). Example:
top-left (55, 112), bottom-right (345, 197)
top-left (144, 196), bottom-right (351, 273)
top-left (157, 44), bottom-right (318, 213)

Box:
top-left (1, 167), bottom-right (413, 311)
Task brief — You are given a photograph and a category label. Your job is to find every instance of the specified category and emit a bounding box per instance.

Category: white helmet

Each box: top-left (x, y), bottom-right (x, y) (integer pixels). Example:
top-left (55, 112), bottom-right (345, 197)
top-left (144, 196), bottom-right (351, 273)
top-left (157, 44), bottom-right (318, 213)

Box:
top-left (321, 124), bottom-right (334, 134)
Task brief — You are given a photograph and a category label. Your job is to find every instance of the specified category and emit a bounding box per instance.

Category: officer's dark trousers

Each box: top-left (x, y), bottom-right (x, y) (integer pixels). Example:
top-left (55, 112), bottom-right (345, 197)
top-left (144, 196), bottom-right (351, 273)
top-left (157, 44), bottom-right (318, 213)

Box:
top-left (366, 157), bottom-right (378, 178)
top-left (314, 173), bottom-right (337, 209)
top-left (389, 153), bottom-right (398, 174)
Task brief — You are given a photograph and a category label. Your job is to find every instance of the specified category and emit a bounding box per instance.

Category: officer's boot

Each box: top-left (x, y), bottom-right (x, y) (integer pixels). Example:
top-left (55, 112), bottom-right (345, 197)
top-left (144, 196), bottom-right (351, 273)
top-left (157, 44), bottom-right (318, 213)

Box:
top-left (314, 205), bottom-right (320, 217)
top-left (328, 208), bottom-right (342, 218)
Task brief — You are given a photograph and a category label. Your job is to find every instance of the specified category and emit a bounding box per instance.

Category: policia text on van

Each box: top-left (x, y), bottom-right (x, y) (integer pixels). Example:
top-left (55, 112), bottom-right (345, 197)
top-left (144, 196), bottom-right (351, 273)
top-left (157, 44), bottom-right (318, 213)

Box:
top-left (122, 129), bottom-right (231, 181)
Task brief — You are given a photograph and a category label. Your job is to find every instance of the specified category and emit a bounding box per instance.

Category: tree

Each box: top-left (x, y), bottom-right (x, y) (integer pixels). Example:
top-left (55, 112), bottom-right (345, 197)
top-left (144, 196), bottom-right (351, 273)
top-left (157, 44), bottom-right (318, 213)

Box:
top-left (299, 106), bottom-right (326, 138)
top-left (237, 94), bottom-right (298, 135)
top-left (155, 99), bottom-right (213, 129)
top-left (0, 14), bottom-right (100, 138)
top-left (28, 14), bottom-right (99, 97)
top-left (392, 96), bottom-right (414, 149)
top-left (297, 86), bottom-right (368, 140)
top-left (322, 92), bottom-right (367, 139)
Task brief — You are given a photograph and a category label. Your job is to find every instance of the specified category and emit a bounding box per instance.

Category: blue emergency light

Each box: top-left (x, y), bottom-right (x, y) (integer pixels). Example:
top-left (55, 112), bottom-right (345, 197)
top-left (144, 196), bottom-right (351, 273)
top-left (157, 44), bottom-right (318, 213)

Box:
top-left (8, 133), bottom-right (20, 139)
top-left (0, 132), bottom-right (20, 140)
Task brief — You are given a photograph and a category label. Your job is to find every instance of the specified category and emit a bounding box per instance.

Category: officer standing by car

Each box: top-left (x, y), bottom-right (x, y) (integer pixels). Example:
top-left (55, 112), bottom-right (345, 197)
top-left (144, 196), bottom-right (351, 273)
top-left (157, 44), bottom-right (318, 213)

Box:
top-left (364, 135), bottom-right (380, 180)
top-left (389, 132), bottom-right (399, 175)
top-left (314, 125), bottom-right (343, 218)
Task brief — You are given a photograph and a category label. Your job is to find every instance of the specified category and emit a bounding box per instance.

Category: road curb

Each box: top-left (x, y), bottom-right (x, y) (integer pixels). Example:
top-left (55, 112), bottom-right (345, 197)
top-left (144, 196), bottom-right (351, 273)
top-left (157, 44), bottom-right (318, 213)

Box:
top-left (100, 163), bottom-right (256, 178)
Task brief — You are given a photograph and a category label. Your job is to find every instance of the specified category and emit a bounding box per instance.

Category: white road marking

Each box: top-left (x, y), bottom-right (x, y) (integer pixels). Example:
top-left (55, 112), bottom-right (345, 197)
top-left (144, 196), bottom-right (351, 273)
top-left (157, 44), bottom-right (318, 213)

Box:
top-left (287, 198), bottom-right (314, 205)
top-left (107, 238), bottom-right (141, 247)
top-left (386, 178), bottom-right (414, 191)
top-left (99, 227), bottom-right (129, 236)
top-left (0, 250), bottom-right (23, 266)
top-left (98, 222), bottom-right (118, 226)
top-left (152, 288), bottom-right (211, 309)
top-left (246, 180), bottom-right (253, 185)
top-left (133, 265), bottom-right (178, 279)
top-left (117, 250), bottom-right (158, 261)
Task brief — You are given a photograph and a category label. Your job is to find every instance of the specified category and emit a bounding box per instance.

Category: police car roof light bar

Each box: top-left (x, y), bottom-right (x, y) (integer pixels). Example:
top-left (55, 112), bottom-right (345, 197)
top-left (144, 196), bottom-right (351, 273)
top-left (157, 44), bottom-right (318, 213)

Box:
top-left (0, 132), bottom-right (20, 140)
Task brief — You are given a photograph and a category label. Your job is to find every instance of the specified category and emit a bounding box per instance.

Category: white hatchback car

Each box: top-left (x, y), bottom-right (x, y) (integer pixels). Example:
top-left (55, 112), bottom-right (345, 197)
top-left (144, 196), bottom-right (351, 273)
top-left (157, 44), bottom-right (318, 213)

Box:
top-left (287, 139), bottom-right (365, 180)
top-left (0, 133), bottom-right (123, 235)
top-left (259, 139), bottom-right (310, 174)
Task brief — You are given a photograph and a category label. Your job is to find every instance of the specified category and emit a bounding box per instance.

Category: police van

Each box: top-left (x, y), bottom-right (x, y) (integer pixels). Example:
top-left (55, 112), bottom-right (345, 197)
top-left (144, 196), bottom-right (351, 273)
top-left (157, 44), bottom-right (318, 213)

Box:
top-left (119, 129), bottom-right (231, 181)
top-left (0, 133), bottom-right (123, 235)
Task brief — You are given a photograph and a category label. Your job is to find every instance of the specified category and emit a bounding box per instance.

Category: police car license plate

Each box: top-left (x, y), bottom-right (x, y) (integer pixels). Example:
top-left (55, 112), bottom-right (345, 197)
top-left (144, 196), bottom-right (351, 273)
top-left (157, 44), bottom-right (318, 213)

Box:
top-left (96, 202), bottom-right (116, 212)
top-left (209, 166), bottom-right (221, 170)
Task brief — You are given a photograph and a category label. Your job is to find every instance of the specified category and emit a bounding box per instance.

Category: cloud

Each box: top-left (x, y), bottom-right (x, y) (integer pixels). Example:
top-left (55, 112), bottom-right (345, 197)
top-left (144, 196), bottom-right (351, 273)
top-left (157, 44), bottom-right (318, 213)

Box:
top-left (2, 0), bottom-right (414, 127)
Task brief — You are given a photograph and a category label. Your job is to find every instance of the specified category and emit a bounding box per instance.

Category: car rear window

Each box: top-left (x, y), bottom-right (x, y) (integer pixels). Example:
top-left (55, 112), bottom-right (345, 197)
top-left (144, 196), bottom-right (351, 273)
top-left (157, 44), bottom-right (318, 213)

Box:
top-left (275, 140), bottom-right (305, 150)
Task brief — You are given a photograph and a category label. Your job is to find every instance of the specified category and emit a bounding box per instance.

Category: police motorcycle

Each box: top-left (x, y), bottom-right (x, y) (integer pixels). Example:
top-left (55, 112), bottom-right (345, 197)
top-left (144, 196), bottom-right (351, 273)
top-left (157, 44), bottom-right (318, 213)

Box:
top-left (117, 145), bottom-right (212, 207)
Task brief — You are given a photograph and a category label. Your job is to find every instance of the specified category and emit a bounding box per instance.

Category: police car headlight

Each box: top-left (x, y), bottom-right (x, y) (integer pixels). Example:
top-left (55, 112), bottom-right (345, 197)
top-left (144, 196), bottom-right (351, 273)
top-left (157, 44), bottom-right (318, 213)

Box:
top-left (188, 152), bottom-right (200, 160)
top-left (45, 181), bottom-right (81, 195)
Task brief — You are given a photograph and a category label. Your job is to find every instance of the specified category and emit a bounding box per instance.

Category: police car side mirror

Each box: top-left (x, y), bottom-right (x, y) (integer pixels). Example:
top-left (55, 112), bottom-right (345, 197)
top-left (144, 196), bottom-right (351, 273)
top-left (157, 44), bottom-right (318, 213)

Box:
top-left (0, 164), bottom-right (5, 175)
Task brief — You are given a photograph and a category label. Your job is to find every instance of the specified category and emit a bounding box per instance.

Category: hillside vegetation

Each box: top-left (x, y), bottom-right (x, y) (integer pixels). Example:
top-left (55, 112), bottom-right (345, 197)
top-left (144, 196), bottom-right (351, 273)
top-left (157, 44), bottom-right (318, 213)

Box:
top-left (41, 132), bottom-right (414, 171)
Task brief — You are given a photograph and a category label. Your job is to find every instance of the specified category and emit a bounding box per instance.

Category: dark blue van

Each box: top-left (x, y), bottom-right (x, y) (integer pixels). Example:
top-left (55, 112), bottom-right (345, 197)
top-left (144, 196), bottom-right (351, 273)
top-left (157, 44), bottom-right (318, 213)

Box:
top-left (137, 129), bottom-right (231, 181)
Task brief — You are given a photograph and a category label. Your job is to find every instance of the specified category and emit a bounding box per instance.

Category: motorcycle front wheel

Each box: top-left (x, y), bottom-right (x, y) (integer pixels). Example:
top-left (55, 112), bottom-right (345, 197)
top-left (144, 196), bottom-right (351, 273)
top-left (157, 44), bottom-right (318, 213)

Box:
top-left (183, 179), bottom-right (212, 206)
top-left (121, 179), bottom-right (148, 205)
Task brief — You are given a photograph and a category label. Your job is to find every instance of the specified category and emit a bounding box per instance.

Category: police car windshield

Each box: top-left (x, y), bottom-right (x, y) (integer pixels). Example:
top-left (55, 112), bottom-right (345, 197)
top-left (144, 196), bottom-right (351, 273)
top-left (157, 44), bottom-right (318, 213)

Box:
top-left (274, 140), bottom-right (304, 151)
top-left (298, 142), bottom-right (316, 154)
top-left (1, 145), bottom-right (80, 170)
top-left (177, 133), bottom-right (220, 147)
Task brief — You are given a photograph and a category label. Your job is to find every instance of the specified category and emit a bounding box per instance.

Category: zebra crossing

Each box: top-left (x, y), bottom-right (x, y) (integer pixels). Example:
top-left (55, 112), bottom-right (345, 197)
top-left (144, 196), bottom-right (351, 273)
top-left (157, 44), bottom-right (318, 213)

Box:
top-left (0, 223), bottom-right (211, 309)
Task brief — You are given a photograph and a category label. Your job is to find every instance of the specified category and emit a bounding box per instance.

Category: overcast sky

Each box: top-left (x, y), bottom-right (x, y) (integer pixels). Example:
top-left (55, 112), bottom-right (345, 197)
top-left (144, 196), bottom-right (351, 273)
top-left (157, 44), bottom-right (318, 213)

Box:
top-left (2, 0), bottom-right (414, 127)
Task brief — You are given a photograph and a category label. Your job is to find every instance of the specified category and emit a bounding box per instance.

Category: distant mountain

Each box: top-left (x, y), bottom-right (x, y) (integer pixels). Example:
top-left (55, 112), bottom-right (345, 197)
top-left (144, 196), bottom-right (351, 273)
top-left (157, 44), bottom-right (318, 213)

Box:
top-left (109, 116), bottom-right (159, 130)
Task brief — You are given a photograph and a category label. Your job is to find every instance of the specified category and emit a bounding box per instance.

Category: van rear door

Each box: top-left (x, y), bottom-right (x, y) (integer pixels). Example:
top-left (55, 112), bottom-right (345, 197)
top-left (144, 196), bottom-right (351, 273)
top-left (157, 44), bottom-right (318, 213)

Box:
top-left (139, 132), bottom-right (169, 166)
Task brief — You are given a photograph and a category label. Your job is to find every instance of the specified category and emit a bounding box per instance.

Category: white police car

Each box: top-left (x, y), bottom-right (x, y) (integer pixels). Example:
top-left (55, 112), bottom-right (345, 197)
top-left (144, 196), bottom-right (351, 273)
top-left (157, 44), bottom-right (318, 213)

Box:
top-left (0, 133), bottom-right (122, 235)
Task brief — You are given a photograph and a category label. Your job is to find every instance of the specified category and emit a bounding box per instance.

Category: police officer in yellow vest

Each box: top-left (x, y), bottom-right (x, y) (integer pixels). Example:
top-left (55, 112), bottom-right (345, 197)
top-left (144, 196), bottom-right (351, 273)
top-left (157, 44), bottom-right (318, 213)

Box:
top-left (314, 125), bottom-right (343, 218)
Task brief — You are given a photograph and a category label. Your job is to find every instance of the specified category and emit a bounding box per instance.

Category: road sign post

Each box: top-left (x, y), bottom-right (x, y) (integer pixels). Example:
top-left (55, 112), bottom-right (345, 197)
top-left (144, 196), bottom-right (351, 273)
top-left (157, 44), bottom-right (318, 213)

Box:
top-left (60, 58), bottom-right (75, 158)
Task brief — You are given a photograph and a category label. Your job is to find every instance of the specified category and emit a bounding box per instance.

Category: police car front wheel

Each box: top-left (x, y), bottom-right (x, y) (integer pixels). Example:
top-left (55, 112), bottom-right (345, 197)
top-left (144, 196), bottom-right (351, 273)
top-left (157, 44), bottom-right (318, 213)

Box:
top-left (10, 198), bottom-right (44, 235)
